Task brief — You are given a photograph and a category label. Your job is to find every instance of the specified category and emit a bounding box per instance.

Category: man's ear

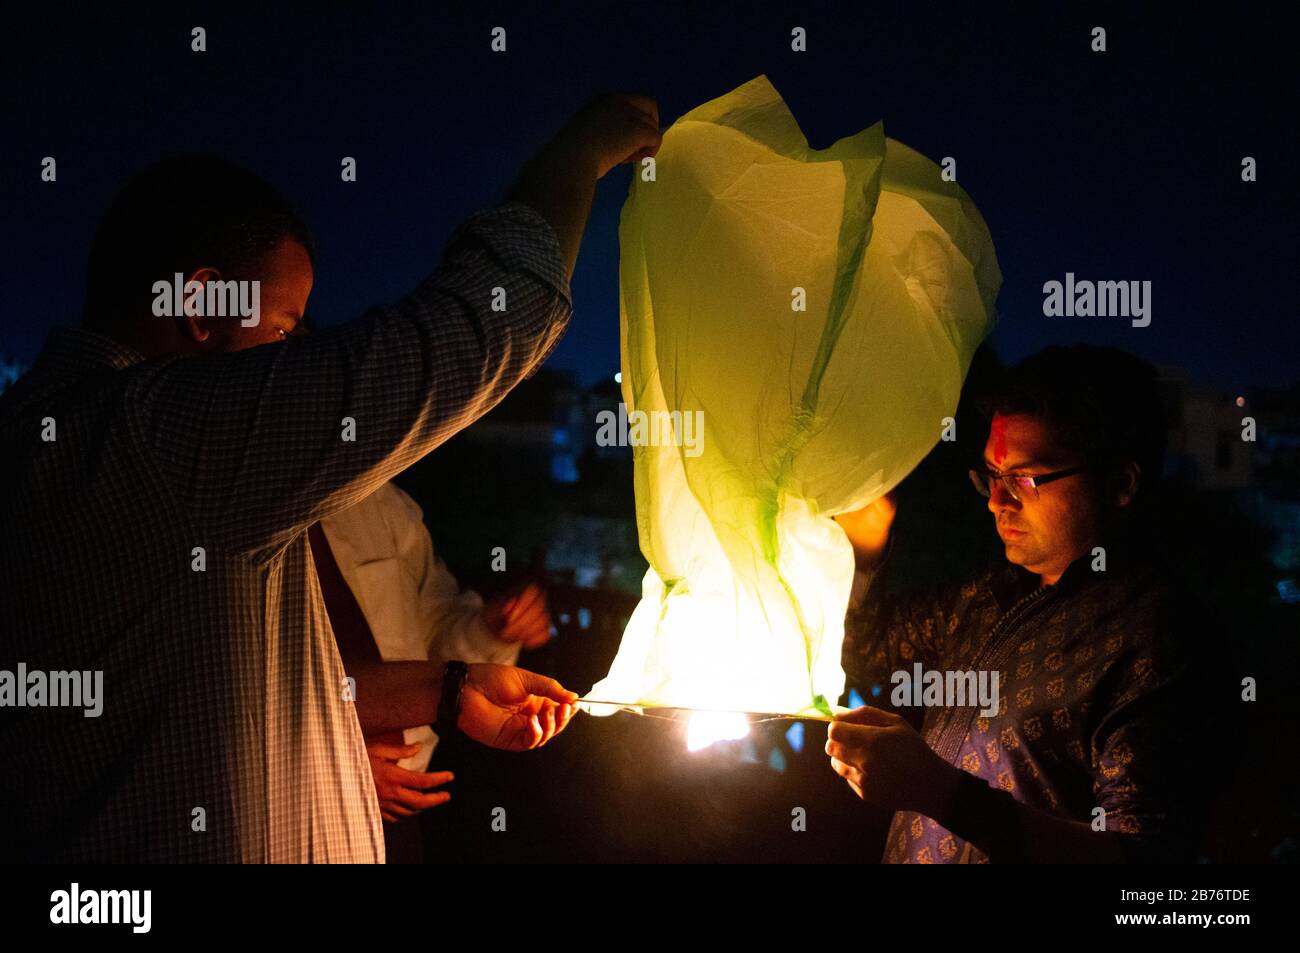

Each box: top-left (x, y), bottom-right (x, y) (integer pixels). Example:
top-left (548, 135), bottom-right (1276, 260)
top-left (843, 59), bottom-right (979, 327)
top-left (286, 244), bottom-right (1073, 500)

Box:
top-left (1113, 461), bottom-right (1141, 508)
top-left (177, 266), bottom-right (222, 344)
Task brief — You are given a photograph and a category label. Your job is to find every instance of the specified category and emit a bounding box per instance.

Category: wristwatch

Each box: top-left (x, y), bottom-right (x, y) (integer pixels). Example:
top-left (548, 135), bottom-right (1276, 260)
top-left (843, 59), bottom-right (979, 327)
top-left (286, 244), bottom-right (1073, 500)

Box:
top-left (437, 661), bottom-right (469, 736)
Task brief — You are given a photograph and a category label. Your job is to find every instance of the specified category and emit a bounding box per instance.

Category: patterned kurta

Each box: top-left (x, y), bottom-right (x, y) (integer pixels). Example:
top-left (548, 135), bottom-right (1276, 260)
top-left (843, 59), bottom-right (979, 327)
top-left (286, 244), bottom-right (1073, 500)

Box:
top-left (0, 203), bottom-right (571, 862)
top-left (843, 543), bottom-right (1204, 863)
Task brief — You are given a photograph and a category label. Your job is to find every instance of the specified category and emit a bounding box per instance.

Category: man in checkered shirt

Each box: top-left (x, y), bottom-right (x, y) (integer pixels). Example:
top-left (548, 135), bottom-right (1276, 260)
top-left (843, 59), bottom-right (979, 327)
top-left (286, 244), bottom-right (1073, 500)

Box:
top-left (0, 95), bottom-right (661, 862)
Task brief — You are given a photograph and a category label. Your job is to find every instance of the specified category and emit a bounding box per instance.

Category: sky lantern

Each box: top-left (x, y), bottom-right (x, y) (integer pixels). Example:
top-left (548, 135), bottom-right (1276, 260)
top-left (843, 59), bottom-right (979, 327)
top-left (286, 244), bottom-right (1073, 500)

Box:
top-left (584, 75), bottom-right (1001, 725)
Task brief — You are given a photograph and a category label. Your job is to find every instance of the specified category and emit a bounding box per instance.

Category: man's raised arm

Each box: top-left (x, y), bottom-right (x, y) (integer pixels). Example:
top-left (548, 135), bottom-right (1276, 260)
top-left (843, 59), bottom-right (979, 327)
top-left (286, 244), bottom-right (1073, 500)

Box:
top-left (137, 95), bottom-right (660, 559)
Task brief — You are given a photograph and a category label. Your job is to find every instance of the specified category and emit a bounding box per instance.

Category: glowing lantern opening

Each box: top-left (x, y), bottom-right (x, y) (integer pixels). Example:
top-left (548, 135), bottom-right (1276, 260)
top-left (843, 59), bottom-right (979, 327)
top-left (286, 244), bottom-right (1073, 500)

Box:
top-left (685, 711), bottom-right (751, 752)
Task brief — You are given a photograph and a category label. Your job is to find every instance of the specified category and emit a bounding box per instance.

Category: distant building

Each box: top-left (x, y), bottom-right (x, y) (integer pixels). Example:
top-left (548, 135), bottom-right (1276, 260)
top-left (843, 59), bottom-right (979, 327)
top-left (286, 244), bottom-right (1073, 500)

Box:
top-left (444, 368), bottom-right (640, 590)
top-left (1246, 383), bottom-right (1300, 602)
top-left (1158, 367), bottom-right (1254, 491)
top-left (459, 368), bottom-right (631, 484)
top-left (1159, 368), bottom-right (1300, 602)
top-left (459, 368), bottom-right (585, 483)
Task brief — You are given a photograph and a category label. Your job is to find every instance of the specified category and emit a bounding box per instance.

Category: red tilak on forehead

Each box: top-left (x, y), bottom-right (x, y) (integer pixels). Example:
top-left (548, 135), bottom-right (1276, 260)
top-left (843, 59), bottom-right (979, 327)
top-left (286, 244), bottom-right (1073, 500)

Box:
top-left (991, 415), bottom-right (1008, 465)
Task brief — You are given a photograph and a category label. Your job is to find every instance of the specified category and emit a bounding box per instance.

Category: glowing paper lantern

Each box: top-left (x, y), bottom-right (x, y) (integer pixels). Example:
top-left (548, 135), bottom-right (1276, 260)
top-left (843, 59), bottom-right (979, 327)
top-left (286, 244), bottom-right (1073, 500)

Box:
top-left (586, 76), bottom-right (1000, 718)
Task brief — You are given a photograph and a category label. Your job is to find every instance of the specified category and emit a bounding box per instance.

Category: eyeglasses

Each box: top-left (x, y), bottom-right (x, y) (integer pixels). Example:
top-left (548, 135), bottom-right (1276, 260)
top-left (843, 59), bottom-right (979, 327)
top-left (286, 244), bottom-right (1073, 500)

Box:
top-left (968, 464), bottom-right (1090, 502)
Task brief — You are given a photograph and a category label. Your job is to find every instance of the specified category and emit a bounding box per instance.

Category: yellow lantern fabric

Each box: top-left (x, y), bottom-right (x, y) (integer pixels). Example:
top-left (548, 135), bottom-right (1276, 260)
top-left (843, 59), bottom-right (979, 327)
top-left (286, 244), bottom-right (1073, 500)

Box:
top-left (586, 76), bottom-right (1001, 717)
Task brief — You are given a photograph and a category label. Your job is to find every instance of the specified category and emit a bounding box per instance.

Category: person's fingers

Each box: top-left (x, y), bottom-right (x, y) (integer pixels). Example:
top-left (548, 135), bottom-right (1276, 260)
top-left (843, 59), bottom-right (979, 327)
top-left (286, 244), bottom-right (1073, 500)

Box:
top-left (506, 598), bottom-right (548, 631)
top-left (533, 704), bottom-right (551, 746)
top-left (593, 92), bottom-right (658, 132)
top-left (635, 111), bottom-right (662, 139)
top-left (385, 802), bottom-right (416, 818)
top-left (830, 756), bottom-right (861, 783)
top-left (624, 102), bottom-right (661, 136)
top-left (540, 703), bottom-right (558, 744)
top-left (391, 768), bottom-right (453, 789)
top-left (393, 786), bottom-right (452, 810)
top-left (469, 685), bottom-right (568, 750)
top-left (551, 702), bottom-right (569, 736)
top-left (826, 721), bottom-right (872, 747)
top-left (503, 607), bottom-right (548, 643)
top-left (381, 810), bottom-right (399, 823)
top-left (563, 93), bottom-right (664, 180)
top-left (505, 618), bottom-right (550, 648)
top-left (368, 742), bottom-right (421, 761)
top-left (833, 705), bottom-right (898, 727)
top-left (515, 692), bottom-right (546, 716)
top-left (825, 735), bottom-right (865, 765)
top-left (620, 118), bottom-right (663, 164)
top-left (498, 711), bottom-right (533, 751)
top-left (519, 602), bottom-right (550, 629)
top-left (557, 702), bottom-right (574, 732)
top-left (514, 603), bottom-right (549, 631)
top-left (516, 668), bottom-right (579, 705)
top-left (618, 93), bottom-right (658, 124)
top-left (520, 625), bottom-right (552, 650)
top-left (512, 618), bottom-right (550, 649)
top-left (506, 583), bottom-right (545, 618)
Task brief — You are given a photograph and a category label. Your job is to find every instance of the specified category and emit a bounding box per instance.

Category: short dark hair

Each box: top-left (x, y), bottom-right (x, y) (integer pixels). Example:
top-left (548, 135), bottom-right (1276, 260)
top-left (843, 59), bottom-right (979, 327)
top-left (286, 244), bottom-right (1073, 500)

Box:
top-left (82, 155), bottom-right (315, 327)
top-left (976, 345), bottom-right (1167, 500)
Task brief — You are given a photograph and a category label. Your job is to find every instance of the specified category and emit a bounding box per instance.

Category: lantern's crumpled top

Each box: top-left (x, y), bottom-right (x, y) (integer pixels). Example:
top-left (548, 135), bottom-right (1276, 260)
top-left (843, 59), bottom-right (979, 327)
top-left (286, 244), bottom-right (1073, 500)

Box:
top-left (585, 76), bottom-right (1001, 718)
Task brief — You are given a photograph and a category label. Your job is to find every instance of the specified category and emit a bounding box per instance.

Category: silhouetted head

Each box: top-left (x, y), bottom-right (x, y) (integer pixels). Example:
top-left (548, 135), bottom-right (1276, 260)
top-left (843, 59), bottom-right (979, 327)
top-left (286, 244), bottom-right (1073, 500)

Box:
top-left (82, 155), bottom-right (315, 356)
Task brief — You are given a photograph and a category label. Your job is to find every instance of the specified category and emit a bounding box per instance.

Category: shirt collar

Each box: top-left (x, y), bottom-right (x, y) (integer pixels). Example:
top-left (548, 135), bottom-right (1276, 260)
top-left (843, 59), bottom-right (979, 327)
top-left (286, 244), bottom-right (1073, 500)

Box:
top-left (990, 561), bottom-right (1040, 612)
top-left (989, 531), bottom-right (1144, 611)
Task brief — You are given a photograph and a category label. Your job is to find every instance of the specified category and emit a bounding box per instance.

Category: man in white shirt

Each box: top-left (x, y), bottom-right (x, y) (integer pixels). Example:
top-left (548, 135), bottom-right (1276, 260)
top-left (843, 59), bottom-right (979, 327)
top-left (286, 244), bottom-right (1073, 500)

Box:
top-left (315, 480), bottom-right (552, 858)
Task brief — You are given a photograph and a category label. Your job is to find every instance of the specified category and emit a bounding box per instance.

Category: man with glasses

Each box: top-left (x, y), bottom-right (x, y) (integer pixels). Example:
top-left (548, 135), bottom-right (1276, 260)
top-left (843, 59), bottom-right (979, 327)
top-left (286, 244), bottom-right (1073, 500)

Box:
top-left (830, 345), bottom-right (1214, 863)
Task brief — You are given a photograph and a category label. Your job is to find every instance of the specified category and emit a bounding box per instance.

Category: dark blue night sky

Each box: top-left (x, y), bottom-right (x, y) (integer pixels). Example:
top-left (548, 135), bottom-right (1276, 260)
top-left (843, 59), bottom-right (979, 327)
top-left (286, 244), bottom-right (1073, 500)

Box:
top-left (3, 2), bottom-right (1295, 389)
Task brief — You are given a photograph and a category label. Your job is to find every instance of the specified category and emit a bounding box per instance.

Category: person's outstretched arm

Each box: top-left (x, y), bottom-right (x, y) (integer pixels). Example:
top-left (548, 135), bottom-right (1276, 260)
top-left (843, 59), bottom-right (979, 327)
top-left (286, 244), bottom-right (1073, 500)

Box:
top-left (826, 700), bottom-right (1195, 862)
top-left (346, 658), bottom-right (578, 752)
top-left (140, 95), bottom-right (660, 560)
top-left (509, 94), bottom-right (660, 279)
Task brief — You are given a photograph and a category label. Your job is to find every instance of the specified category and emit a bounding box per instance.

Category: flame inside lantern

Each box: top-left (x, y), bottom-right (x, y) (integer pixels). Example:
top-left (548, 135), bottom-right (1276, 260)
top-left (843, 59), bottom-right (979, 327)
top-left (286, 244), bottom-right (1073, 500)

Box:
top-left (685, 711), bottom-right (751, 752)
